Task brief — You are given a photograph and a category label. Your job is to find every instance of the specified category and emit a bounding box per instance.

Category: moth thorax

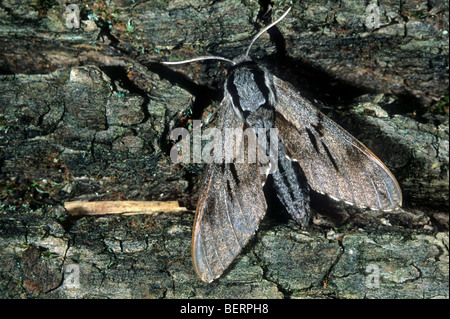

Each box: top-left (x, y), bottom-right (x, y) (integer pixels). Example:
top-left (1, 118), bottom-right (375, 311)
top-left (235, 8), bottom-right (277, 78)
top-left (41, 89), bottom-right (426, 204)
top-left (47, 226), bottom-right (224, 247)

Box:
top-left (226, 62), bottom-right (276, 127)
top-left (233, 70), bottom-right (266, 112)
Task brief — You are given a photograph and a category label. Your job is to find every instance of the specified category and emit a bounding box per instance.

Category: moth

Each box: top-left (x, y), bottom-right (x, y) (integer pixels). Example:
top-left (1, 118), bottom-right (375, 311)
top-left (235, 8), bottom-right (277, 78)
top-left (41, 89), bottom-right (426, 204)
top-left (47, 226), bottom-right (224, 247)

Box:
top-left (163, 8), bottom-right (402, 282)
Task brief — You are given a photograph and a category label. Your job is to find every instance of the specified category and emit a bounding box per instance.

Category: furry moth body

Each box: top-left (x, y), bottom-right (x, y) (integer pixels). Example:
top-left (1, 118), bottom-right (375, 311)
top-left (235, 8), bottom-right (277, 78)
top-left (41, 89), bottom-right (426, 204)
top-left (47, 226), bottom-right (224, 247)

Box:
top-left (163, 8), bottom-right (402, 282)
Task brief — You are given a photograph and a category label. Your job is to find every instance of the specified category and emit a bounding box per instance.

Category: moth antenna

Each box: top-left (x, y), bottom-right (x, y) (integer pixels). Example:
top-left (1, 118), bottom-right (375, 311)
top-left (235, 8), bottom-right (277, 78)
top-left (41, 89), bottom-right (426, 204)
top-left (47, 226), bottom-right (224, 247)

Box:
top-left (162, 56), bottom-right (235, 65)
top-left (244, 7), bottom-right (291, 58)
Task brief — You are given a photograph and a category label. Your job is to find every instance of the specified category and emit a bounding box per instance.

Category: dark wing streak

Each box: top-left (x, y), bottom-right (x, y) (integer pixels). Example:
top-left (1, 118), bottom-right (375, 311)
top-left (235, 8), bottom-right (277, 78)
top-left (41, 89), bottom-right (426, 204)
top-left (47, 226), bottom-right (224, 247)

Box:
top-left (370, 177), bottom-right (383, 208)
top-left (355, 144), bottom-right (401, 210)
top-left (329, 144), bottom-right (355, 204)
top-left (383, 179), bottom-right (395, 208)
top-left (195, 167), bottom-right (232, 280)
top-left (191, 96), bottom-right (268, 282)
top-left (273, 76), bottom-right (402, 210)
top-left (199, 227), bottom-right (216, 279)
top-left (221, 184), bottom-right (243, 249)
top-left (305, 128), bottom-right (342, 198)
top-left (225, 171), bottom-right (251, 243)
top-left (311, 119), bottom-right (359, 201)
top-left (327, 141), bottom-right (357, 205)
top-left (216, 177), bottom-right (241, 262)
top-left (202, 183), bottom-right (228, 271)
top-left (322, 117), bottom-right (399, 199)
top-left (192, 164), bottom-right (215, 280)
top-left (318, 139), bottom-right (344, 200)
top-left (344, 135), bottom-right (392, 177)
top-left (277, 113), bottom-right (345, 200)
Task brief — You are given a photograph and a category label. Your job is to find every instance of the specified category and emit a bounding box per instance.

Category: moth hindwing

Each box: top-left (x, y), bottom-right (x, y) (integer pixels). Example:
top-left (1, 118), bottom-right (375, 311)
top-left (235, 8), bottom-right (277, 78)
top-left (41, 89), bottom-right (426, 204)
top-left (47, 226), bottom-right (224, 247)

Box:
top-left (163, 7), bottom-right (401, 282)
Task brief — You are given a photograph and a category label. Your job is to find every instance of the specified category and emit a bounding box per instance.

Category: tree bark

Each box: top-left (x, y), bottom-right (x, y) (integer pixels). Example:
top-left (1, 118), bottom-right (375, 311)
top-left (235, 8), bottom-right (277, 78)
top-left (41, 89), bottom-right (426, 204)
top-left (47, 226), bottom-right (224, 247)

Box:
top-left (0, 0), bottom-right (448, 299)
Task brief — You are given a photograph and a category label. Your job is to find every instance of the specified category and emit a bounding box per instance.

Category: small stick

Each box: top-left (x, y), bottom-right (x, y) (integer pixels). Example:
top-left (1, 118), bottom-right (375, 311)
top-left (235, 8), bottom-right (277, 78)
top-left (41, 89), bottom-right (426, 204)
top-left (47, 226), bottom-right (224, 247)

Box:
top-left (65, 201), bottom-right (188, 216)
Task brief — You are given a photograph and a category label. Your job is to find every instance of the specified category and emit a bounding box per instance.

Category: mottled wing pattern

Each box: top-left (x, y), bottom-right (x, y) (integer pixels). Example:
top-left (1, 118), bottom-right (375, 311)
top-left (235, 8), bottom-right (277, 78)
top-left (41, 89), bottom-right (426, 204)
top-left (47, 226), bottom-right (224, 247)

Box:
top-left (273, 76), bottom-right (402, 211)
top-left (192, 97), bottom-right (267, 282)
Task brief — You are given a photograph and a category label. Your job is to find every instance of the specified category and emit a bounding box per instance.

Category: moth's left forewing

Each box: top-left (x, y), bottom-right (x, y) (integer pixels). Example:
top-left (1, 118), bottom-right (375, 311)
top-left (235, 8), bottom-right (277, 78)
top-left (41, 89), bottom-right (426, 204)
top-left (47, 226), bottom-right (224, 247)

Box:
top-left (272, 76), bottom-right (402, 211)
top-left (191, 97), bottom-right (268, 282)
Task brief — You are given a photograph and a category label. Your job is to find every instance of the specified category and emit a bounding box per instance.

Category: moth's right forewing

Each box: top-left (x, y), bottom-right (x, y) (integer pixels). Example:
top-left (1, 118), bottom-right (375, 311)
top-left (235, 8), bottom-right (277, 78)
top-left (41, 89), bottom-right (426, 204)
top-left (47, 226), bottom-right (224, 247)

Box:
top-left (192, 97), bottom-right (267, 283)
top-left (273, 77), bottom-right (402, 211)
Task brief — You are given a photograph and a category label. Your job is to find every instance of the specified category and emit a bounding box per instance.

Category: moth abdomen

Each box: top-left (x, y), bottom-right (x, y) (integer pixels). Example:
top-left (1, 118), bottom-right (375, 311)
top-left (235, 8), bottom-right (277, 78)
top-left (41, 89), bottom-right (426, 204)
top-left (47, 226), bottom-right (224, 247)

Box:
top-left (272, 144), bottom-right (311, 227)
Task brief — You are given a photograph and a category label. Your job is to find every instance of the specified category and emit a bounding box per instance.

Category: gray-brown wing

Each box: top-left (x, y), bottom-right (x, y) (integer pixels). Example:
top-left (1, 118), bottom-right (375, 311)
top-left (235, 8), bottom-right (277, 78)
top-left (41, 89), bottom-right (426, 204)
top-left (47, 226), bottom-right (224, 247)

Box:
top-left (273, 76), bottom-right (402, 211)
top-left (192, 97), bottom-right (267, 282)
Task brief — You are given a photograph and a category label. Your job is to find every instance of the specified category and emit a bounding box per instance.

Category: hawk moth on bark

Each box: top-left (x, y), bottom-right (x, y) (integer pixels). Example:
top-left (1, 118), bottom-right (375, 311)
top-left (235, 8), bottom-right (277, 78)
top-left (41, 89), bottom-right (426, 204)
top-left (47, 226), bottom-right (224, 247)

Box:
top-left (163, 8), bottom-right (402, 283)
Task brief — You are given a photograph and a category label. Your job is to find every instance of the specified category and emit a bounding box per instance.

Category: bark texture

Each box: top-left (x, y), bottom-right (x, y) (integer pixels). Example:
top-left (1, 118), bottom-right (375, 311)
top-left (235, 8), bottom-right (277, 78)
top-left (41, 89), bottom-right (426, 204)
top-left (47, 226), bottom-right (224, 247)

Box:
top-left (0, 0), bottom-right (448, 298)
